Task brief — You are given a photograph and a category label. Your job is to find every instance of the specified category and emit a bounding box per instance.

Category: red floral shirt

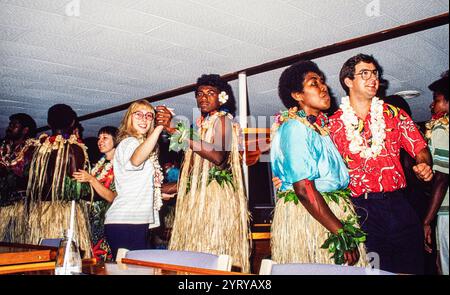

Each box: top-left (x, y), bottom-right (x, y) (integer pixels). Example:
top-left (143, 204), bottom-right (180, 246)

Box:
top-left (329, 103), bottom-right (427, 197)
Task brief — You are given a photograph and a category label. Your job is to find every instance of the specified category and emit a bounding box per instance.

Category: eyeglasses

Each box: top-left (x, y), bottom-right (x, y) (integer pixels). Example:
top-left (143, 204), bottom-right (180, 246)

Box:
top-left (196, 90), bottom-right (218, 99)
top-left (132, 111), bottom-right (154, 121)
top-left (355, 69), bottom-right (379, 80)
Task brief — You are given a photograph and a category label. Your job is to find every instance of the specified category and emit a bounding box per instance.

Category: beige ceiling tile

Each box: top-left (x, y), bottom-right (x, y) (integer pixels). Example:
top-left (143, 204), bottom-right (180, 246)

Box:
top-left (0, 40), bottom-right (113, 72)
top-left (76, 27), bottom-right (174, 54)
top-left (416, 25), bottom-right (449, 52)
top-left (0, 25), bottom-right (27, 41)
top-left (0, 4), bottom-right (94, 36)
top-left (198, 0), bottom-right (311, 30)
top-left (288, 0), bottom-right (368, 27)
top-left (101, 0), bottom-right (142, 8)
top-left (377, 0), bottom-right (448, 24)
top-left (0, 0), bottom-right (67, 14)
top-left (146, 22), bottom-right (238, 52)
top-left (77, 0), bottom-right (167, 34)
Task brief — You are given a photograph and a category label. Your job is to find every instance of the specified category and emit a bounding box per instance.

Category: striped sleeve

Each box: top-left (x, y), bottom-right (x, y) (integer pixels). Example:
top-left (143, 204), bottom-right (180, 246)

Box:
top-left (430, 126), bottom-right (449, 174)
top-left (118, 137), bottom-right (145, 171)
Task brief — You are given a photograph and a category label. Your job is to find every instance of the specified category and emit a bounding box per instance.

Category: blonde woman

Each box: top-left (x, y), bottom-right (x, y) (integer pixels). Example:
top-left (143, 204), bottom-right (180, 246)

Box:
top-left (104, 100), bottom-right (164, 260)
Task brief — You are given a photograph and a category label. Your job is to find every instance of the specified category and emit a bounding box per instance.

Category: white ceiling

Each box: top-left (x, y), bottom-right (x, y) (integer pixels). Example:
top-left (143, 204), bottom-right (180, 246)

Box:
top-left (0, 0), bottom-right (449, 138)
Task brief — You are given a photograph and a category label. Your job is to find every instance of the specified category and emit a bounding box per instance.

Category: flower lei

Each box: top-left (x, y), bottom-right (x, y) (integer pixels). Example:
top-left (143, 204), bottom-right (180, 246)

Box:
top-left (340, 96), bottom-right (386, 159)
top-left (25, 133), bottom-right (92, 203)
top-left (197, 110), bottom-right (233, 130)
top-left (271, 107), bottom-right (329, 141)
top-left (425, 113), bottom-right (449, 141)
top-left (91, 157), bottom-right (113, 188)
top-left (0, 140), bottom-right (23, 167)
top-left (150, 152), bottom-right (164, 211)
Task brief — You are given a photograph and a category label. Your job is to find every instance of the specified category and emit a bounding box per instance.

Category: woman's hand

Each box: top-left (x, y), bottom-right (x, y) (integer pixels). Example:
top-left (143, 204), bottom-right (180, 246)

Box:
top-left (73, 169), bottom-right (94, 183)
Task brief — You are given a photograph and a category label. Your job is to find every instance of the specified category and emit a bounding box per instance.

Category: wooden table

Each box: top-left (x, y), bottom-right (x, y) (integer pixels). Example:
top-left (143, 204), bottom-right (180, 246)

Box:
top-left (0, 242), bottom-right (58, 274)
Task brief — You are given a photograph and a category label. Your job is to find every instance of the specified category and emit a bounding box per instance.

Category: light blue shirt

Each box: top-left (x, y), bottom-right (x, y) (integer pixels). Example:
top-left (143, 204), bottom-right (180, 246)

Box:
top-left (271, 119), bottom-right (349, 193)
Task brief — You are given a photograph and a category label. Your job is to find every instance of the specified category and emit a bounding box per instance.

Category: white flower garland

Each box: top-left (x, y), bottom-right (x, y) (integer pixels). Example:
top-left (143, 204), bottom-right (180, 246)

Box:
top-left (150, 152), bottom-right (164, 211)
top-left (91, 157), bottom-right (113, 181)
top-left (340, 96), bottom-right (386, 159)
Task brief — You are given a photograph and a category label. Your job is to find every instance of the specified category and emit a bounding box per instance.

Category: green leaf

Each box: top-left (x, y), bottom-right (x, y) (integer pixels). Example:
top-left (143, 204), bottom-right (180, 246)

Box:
top-left (169, 121), bottom-right (199, 152)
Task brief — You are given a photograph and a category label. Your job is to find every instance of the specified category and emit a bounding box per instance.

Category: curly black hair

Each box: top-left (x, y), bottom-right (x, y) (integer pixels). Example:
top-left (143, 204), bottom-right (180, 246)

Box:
top-left (195, 74), bottom-right (237, 116)
top-left (278, 60), bottom-right (326, 109)
top-left (9, 113), bottom-right (37, 138)
top-left (47, 104), bottom-right (77, 132)
top-left (428, 70), bottom-right (449, 101)
top-left (339, 54), bottom-right (382, 95)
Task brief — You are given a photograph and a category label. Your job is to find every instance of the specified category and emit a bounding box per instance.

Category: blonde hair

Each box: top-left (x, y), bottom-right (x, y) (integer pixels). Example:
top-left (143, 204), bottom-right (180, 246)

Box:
top-left (117, 100), bottom-right (156, 144)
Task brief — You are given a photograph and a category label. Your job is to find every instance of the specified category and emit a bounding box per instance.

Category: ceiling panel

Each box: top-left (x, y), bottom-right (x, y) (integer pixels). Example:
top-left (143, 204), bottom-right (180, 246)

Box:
top-left (288, 0), bottom-right (369, 27)
top-left (0, 25), bottom-right (27, 42)
top-left (0, 4), bottom-right (94, 36)
top-left (130, 0), bottom-right (241, 33)
top-left (76, 27), bottom-right (174, 54)
top-left (76, 0), bottom-right (168, 34)
top-left (145, 22), bottom-right (239, 52)
top-left (0, 0), bottom-right (67, 14)
top-left (195, 0), bottom-right (313, 30)
top-left (0, 41), bottom-right (113, 72)
top-left (370, 0), bottom-right (448, 24)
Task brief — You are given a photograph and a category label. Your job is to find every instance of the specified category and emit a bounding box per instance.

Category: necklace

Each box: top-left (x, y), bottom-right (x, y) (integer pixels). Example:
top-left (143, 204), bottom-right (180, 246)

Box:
top-left (425, 113), bottom-right (449, 140)
top-left (271, 107), bottom-right (329, 139)
top-left (196, 111), bottom-right (233, 130)
top-left (91, 157), bottom-right (113, 183)
top-left (340, 96), bottom-right (386, 159)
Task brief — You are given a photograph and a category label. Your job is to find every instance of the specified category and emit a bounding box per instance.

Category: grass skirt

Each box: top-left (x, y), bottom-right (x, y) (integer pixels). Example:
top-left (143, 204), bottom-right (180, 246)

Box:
top-left (169, 180), bottom-right (251, 272)
top-left (271, 196), bottom-right (368, 266)
top-left (0, 201), bottom-right (28, 243)
top-left (27, 201), bottom-right (92, 258)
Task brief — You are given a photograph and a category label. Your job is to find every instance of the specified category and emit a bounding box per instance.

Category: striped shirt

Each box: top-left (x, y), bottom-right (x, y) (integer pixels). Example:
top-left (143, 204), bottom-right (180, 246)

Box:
top-left (105, 137), bottom-right (160, 228)
top-left (430, 124), bottom-right (449, 215)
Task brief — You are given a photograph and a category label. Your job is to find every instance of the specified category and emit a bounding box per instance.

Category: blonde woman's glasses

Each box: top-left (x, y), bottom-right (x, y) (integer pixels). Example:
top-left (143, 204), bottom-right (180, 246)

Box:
top-left (133, 111), bottom-right (154, 121)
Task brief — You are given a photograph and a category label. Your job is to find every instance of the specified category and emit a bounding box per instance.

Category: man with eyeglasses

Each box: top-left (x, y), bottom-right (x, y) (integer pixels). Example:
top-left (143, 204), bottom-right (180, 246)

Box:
top-left (328, 54), bottom-right (433, 274)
